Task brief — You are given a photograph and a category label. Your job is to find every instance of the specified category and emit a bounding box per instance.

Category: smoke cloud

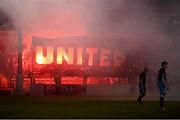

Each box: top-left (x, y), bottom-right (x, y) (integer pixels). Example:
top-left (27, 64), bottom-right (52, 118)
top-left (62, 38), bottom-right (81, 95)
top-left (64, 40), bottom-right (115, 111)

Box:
top-left (0, 0), bottom-right (179, 99)
top-left (0, 0), bottom-right (173, 56)
top-left (0, 1), bottom-right (168, 37)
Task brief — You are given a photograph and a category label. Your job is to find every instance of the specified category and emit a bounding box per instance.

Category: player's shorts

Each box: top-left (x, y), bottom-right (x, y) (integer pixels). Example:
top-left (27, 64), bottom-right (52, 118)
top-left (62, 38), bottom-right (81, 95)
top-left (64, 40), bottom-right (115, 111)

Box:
top-left (158, 84), bottom-right (166, 96)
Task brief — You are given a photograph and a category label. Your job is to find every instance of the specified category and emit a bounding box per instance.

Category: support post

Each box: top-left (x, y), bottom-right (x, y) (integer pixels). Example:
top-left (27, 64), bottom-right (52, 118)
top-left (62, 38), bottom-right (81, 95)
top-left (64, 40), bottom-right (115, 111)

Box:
top-left (15, 31), bottom-right (24, 95)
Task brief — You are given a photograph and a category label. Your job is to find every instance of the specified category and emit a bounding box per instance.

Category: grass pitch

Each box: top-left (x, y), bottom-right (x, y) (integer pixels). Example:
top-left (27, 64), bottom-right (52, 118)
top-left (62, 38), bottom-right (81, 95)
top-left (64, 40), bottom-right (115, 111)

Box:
top-left (0, 96), bottom-right (179, 119)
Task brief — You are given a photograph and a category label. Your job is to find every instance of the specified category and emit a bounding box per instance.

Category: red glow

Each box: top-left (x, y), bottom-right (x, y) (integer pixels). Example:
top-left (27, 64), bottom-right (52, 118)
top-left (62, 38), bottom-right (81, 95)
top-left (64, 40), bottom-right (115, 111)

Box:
top-left (77, 48), bottom-right (83, 65)
top-left (21, 31), bottom-right (126, 86)
top-left (0, 74), bottom-right (9, 88)
top-left (36, 46), bottom-right (54, 64)
top-left (100, 49), bottom-right (111, 67)
top-left (35, 46), bottom-right (124, 66)
top-left (57, 47), bottom-right (74, 64)
top-left (0, 30), bottom-right (129, 91)
top-left (61, 77), bottom-right (83, 85)
top-left (86, 48), bottom-right (98, 66)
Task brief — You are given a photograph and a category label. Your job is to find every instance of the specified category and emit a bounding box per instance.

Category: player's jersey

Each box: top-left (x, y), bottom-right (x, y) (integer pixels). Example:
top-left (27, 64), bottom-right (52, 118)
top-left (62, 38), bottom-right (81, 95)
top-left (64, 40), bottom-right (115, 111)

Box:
top-left (139, 72), bottom-right (146, 89)
top-left (157, 68), bottom-right (166, 87)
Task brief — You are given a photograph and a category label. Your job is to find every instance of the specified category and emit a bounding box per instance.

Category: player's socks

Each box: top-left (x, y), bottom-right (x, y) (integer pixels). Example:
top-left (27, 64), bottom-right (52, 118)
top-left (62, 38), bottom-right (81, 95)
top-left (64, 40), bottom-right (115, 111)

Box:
top-left (137, 96), bottom-right (142, 104)
top-left (160, 97), bottom-right (165, 109)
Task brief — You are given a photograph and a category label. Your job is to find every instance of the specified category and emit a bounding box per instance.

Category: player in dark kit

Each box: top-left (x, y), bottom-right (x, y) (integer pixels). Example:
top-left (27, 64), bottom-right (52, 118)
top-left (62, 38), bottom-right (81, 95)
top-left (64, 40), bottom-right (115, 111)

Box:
top-left (137, 67), bottom-right (148, 104)
top-left (158, 61), bottom-right (169, 111)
